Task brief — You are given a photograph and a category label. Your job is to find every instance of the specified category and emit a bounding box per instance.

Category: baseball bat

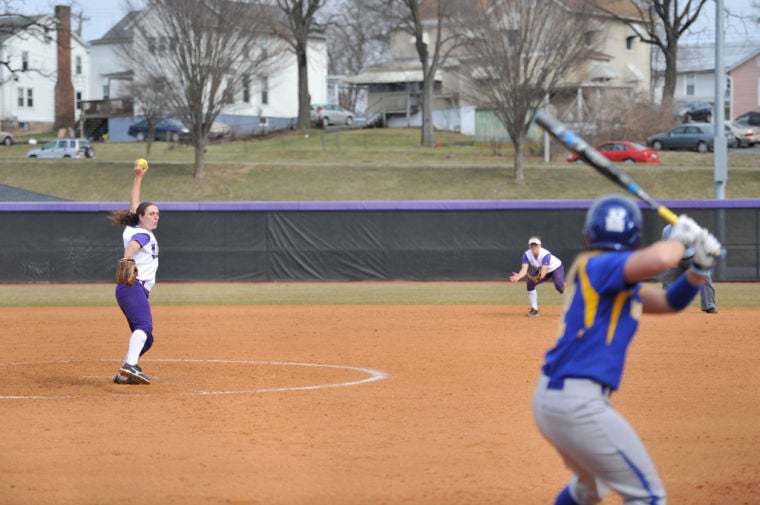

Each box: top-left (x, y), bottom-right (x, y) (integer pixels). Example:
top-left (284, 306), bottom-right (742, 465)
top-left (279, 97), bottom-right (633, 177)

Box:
top-left (534, 110), bottom-right (678, 223)
top-left (534, 110), bottom-right (724, 256)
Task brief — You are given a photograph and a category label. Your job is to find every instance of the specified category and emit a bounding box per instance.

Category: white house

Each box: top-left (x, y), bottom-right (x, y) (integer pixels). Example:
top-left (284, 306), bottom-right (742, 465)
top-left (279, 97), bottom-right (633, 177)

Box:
top-left (654, 42), bottom-right (760, 120)
top-left (0, 9), bottom-right (90, 132)
top-left (88, 8), bottom-right (328, 139)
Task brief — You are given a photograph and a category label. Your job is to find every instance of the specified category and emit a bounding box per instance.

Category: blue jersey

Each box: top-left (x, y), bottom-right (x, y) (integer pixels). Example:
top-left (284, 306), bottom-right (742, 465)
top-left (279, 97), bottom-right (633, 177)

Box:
top-left (541, 251), bottom-right (643, 391)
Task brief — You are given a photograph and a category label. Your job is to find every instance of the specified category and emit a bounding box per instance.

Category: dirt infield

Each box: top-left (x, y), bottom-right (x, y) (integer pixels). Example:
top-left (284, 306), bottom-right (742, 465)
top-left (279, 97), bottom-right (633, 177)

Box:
top-left (2, 304), bottom-right (758, 505)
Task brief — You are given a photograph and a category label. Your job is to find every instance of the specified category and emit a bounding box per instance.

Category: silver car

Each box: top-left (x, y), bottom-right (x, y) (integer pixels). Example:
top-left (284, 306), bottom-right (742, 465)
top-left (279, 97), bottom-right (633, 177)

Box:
top-left (647, 123), bottom-right (733, 153)
top-left (726, 120), bottom-right (760, 147)
top-left (26, 138), bottom-right (95, 158)
top-left (310, 104), bottom-right (354, 128)
top-left (0, 131), bottom-right (14, 145)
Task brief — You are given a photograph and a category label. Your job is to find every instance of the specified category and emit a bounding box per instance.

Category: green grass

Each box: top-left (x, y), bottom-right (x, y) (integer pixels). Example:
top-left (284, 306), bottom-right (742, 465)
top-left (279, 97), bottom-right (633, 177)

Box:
top-left (4, 128), bottom-right (759, 201)
top-left (0, 281), bottom-right (757, 307)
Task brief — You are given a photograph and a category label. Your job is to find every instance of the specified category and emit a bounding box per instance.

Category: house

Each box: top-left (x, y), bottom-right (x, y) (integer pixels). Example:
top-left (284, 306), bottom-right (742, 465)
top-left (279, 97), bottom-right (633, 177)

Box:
top-left (88, 7), bottom-right (328, 141)
top-left (343, 0), bottom-right (652, 137)
top-left (658, 43), bottom-right (760, 120)
top-left (0, 6), bottom-right (90, 133)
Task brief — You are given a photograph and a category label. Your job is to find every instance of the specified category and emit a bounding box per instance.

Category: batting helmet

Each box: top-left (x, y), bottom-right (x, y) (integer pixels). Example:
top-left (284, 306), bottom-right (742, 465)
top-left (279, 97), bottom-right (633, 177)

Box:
top-left (584, 194), bottom-right (642, 251)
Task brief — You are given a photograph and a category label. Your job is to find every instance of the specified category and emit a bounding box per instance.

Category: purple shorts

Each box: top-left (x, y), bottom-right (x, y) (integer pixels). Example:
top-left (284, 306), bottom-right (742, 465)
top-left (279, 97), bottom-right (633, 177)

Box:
top-left (115, 282), bottom-right (154, 355)
top-left (527, 265), bottom-right (566, 294)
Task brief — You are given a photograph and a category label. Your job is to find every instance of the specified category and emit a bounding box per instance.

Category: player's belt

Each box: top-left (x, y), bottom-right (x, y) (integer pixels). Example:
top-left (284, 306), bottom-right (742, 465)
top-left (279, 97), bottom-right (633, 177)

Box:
top-left (545, 375), bottom-right (612, 397)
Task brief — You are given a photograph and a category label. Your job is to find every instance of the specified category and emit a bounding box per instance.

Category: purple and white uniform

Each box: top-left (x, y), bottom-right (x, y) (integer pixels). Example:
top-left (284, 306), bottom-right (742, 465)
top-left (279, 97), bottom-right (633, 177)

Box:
top-left (115, 225), bottom-right (159, 356)
top-left (521, 246), bottom-right (565, 293)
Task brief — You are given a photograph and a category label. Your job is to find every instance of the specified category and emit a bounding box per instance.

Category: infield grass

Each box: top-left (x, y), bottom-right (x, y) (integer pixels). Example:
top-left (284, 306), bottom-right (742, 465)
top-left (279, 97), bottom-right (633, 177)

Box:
top-left (1, 281), bottom-right (757, 308)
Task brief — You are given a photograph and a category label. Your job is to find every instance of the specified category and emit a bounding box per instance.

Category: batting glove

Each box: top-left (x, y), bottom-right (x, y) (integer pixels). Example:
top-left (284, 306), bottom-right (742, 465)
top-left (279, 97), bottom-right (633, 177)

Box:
top-left (668, 215), bottom-right (702, 247)
top-left (690, 229), bottom-right (723, 276)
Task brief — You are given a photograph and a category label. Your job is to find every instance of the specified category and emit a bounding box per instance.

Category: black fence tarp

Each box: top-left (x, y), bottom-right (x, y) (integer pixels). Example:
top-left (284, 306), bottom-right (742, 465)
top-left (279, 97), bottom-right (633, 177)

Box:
top-left (1, 200), bottom-right (758, 283)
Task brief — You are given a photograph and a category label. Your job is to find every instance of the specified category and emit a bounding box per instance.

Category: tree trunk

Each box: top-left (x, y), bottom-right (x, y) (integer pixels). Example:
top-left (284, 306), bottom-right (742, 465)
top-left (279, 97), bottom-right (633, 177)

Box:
top-left (421, 74), bottom-right (435, 146)
top-left (513, 137), bottom-right (525, 184)
top-left (297, 48), bottom-right (311, 129)
top-left (194, 140), bottom-right (206, 179)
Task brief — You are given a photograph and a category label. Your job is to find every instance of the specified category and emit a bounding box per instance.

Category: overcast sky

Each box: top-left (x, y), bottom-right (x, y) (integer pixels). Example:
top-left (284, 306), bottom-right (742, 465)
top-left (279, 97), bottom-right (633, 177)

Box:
top-left (15, 0), bottom-right (760, 44)
top-left (15, 0), bottom-right (138, 42)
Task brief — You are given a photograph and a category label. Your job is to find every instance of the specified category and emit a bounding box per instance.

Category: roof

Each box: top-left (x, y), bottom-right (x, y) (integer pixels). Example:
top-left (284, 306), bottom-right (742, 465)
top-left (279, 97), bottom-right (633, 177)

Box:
top-left (89, 11), bottom-right (140, 44)
top-left (344, 69), bottom-right (444, 85)
top-left (0, 14), bottom-right (51, 44)
top-left (674, 43), bottom-right (760, 73)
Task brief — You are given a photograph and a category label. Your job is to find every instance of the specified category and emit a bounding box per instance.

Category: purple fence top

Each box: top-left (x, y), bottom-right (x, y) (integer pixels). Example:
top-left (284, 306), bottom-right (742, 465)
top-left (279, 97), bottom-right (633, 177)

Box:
top-left (1, 199), bottom-right (759, 212)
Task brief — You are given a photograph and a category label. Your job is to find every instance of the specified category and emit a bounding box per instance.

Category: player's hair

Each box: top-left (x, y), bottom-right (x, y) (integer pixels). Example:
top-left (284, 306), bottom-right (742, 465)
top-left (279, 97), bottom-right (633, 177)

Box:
top-left (109, 201), bottom-right (156, 226)
top-left (584, 194), bottom-right (642, 251)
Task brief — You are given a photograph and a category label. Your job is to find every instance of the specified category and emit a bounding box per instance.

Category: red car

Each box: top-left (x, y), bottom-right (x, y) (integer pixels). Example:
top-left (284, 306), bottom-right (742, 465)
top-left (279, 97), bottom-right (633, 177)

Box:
top-left (567, 141), bottom-right (660, 164)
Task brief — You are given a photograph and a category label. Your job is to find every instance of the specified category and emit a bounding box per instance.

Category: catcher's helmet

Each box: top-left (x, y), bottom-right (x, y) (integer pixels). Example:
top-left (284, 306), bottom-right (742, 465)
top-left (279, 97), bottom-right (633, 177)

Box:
top-left (584, 194), bottom-right (642, 251)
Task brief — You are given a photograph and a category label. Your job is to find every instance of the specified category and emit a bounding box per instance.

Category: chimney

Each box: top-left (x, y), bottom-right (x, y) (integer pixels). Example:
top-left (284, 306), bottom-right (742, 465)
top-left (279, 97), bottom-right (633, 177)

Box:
top-left (54, 5), bottom-right (75, 131)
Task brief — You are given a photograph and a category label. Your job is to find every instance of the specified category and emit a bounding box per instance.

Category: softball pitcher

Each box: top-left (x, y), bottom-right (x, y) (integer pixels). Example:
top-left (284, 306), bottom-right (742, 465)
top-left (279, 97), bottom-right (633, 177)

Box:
top-left (109, 160), bottom-right (159, 385)
top-left (532, 194), bottom-right (722, 505)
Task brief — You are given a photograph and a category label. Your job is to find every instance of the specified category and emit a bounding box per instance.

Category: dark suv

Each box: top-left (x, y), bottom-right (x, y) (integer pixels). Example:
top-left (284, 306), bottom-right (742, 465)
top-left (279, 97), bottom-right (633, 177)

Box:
top-left (677, 101), bottom-right (712, 123)
top-left (735, 111), bottom-right (760, 126)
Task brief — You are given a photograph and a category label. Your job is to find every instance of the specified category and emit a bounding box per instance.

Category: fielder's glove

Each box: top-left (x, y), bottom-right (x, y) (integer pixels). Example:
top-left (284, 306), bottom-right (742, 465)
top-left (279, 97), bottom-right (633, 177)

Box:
top-left (690, 230), bottom-right (723, 276)
top-left (668, 214), bottom-right (702, 247)
top-left (115, 258), bottom-right (138, 286)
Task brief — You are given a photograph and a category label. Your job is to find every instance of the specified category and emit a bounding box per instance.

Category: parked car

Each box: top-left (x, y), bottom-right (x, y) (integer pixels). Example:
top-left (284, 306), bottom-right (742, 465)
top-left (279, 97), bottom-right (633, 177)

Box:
top-left (128, 118), bottom-right (190, 142)
top-left (26, 138), bottom-right (95, 159)
top-left (310, 104), bottom-right (354, 127)
top-left (128, 118), bottom-right (230, 141)
top-left (647, 123), bottom-right (733, 153)
top-left (735, 111), bottom-right (760, 127)
top-left (726, 120), bottom-right (760, 147)
top-left (0, 131), bottom-right (14, 145)
top-left (566, 141), bottom-right (660, 164)
top-left (676, 100), bottom-right (712, 123)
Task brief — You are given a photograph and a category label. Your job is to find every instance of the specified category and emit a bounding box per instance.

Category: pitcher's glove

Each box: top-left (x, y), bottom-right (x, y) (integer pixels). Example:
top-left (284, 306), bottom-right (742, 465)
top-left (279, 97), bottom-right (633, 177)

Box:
top-left (115, 258), bottom-right (138, 286)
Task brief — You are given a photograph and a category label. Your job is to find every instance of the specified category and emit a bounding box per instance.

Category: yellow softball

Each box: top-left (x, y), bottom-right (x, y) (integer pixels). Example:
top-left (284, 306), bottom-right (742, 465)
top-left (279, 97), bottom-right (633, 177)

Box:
top-left (136, 158), bottom-right (149, 171)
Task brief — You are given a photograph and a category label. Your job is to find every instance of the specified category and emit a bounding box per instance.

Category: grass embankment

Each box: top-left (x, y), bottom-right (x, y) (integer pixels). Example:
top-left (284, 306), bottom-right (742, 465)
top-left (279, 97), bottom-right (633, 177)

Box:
top-left (2, 128), bottom-right (758, 201)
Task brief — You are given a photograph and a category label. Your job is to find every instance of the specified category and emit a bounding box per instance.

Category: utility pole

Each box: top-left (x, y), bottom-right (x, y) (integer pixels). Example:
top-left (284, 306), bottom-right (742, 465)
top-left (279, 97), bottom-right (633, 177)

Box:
top-left (713, 0), bottom-right (727, 200)
top-left (713, 0), bottom-right (727, 280)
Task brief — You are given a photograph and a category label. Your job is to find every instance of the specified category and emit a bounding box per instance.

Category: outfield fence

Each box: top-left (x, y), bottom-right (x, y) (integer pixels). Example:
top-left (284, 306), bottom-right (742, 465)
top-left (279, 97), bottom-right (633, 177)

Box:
top-left (1, 200), bottom-right (757, 283)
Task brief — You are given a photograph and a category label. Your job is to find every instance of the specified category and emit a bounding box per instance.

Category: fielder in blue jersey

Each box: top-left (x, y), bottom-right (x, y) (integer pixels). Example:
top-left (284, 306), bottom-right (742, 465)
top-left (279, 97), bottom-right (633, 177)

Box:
top-left (109, 161), bottom-right (159, 385)
top-left (532, 194), bottom-right (722, 505)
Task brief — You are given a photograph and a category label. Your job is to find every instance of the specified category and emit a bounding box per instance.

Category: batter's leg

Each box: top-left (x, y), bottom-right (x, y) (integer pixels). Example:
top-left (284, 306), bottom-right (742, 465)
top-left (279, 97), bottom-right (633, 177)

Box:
top-left (700, 274), bottom-right (717, 312)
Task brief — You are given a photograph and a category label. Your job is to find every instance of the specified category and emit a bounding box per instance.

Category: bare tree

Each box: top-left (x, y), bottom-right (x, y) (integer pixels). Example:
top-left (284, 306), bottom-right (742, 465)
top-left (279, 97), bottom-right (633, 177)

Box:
top-left (326, 0), bottom-right (389, 111)
top-left (121, 0), bottom-right (284, 179)
top-left (378, 0), bottom-right (466, 147)
top-left (272, 0), bottom-right (329, 129)
top-left (458, 0), bottom-right (592, 183)
top-left (128, 76), bottom-right (173, 158)
top-left (0, 10), bottom-right (58, 82)
top-left (591, 0), bottom-right (710, 111)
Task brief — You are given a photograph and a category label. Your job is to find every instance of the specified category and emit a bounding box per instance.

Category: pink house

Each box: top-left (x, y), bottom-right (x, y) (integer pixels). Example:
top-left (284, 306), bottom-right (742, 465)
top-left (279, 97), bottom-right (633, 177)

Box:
top-left (731, 49), bottom-right (760, 118)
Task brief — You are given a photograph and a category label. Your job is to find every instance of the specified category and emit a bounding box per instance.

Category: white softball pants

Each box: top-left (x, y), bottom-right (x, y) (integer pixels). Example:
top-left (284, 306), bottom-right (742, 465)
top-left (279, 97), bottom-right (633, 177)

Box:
top-left (532, 375), bottom-right (666, 505)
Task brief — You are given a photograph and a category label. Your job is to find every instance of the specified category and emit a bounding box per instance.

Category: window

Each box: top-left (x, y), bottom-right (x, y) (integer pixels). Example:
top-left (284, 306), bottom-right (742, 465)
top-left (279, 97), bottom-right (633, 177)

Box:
top-left (17, 88), bottom-right (34, 107)
top-left (75, 56), bottom-right (82, 75)
top-left (243, 74), bottom-right (250, 103)
top-left (22, 51), bottom-right (29, 71)
top-left (103, 84), bottom-right (110, 99)
top-left (685, 73), bottom-right (696, 96)
top-left (76, 91), bottom-right (82, 110)
top-left (261, 76), bottom-right (269, 105)
top-left (625, 36), bottom-right (636, 51)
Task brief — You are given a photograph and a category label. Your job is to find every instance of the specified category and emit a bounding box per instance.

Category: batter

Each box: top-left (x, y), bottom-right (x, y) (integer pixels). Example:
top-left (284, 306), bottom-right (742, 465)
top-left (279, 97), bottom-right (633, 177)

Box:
top-left (531, 194), bottom-right (722, 505)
